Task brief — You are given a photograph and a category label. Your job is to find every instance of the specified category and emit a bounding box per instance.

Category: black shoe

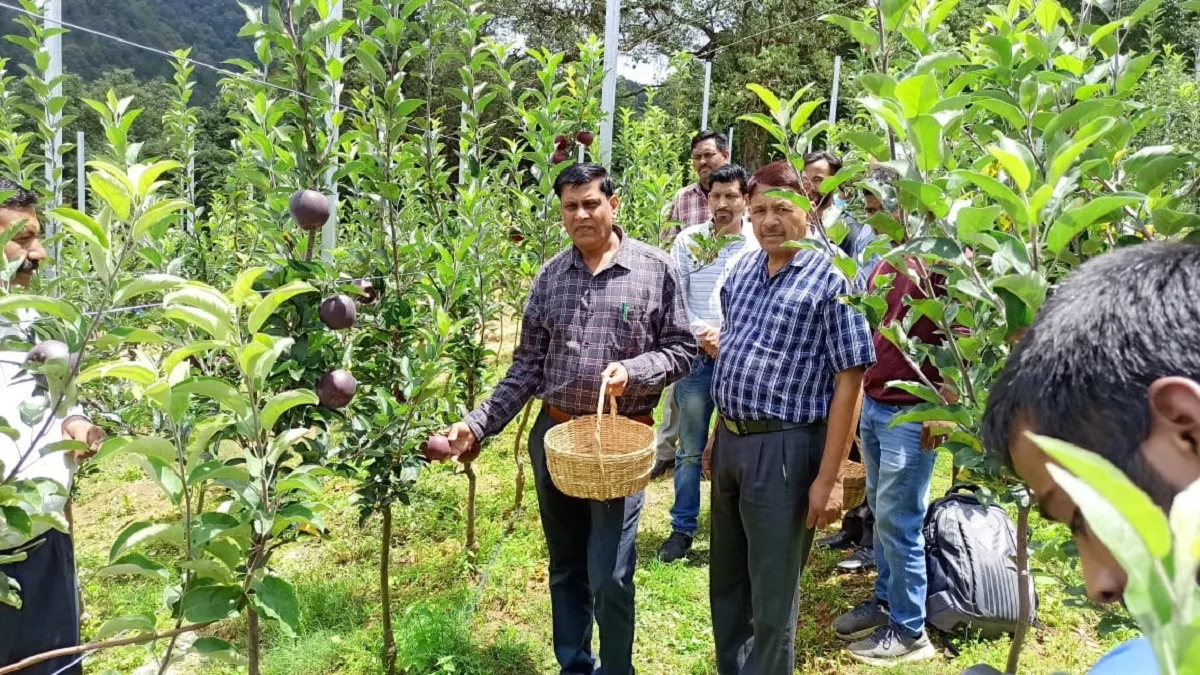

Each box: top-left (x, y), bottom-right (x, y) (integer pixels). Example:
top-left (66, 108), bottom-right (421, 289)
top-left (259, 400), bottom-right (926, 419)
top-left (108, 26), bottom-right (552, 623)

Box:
top-left (657, 531), bottom-right (693, 563)
top-left (816, 530), bottom-right (858, 550)
top-left (650, 458), bottom-right (673, 480)
top-left (837, 546), bottom-right (877, 573)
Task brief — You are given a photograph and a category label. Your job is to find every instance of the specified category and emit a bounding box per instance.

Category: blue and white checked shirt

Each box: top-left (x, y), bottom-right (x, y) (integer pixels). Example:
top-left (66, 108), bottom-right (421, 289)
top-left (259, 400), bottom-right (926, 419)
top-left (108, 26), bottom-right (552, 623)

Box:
top-left (713, 249), bottom-right (875, 424)
top-left (670, 219), bottom-right (758, 336)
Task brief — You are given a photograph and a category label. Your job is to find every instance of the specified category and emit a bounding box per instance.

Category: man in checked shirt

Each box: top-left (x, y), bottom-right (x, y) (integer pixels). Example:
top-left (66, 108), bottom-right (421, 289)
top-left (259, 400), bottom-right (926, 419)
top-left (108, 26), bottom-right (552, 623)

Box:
top-left (432, 163), bottom-right (695, 675)
top-left (708, 161), bottom-right (875, 675)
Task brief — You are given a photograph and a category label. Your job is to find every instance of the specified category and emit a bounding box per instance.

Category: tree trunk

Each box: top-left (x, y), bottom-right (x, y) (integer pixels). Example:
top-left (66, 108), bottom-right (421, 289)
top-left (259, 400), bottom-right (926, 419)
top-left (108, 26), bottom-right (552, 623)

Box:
top-left (1006, 501), bottom-right (1032, 674)
top-left (464, 462), bottom-right (479, 562)
top-left (247, 608), bottom-right (261, 675)
top-left (380, 506), bottom-right (397, 675)
top-left (509, 400), bottom-right (534, 520)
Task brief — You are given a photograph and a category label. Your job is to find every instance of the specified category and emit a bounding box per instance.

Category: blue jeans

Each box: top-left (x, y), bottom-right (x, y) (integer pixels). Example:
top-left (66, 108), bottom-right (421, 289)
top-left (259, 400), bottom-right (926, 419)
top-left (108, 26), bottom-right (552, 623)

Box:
top-left (529, 409), bottom-right (642, 675)
top-left (670, 356), bottom-right (715, 536)
top-left (860, 396), bottom-right (937, 638)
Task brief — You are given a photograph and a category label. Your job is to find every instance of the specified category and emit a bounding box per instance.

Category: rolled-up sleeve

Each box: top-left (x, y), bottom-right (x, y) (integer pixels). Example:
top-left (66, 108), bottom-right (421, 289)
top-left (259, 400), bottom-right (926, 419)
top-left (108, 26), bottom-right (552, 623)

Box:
top-left (823, 272), bottom-right (876, 374)
top-left (621, 263), bottom-right (696, 396)
top-left (464, 274), bottom-right (549, 441)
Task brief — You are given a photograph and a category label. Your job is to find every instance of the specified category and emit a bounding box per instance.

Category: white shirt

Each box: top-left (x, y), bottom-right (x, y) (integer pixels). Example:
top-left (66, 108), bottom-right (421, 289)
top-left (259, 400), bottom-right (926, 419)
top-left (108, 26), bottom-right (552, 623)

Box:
top-left (0, 311), bottom-right (78, 549)
top-left (670, 218), bottom-right (759, 336)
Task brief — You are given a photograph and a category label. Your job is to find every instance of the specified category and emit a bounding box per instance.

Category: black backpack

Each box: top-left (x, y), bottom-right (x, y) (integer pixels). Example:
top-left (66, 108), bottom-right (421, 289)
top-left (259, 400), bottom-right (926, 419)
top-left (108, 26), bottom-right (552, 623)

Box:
top-left (924, 486), bottom-right (1038, 638)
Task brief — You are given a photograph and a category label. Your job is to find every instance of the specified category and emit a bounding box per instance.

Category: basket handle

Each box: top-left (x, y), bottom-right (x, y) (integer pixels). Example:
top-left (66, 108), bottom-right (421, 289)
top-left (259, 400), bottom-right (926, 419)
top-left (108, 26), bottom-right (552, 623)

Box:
top-left (593, 377), bottom-right (617, 488)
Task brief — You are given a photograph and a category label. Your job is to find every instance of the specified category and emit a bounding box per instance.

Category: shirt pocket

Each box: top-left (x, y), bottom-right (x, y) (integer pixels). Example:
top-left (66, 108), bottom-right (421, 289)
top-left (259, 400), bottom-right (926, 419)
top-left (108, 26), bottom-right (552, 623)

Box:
top-left (605, 305), bottom-right (651, 359)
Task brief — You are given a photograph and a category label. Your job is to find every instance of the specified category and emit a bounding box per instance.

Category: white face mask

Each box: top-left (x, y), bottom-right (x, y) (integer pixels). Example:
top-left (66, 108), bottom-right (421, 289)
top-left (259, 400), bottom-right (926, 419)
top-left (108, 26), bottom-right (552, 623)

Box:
top-left (833, 195), bottom-right (847, 209)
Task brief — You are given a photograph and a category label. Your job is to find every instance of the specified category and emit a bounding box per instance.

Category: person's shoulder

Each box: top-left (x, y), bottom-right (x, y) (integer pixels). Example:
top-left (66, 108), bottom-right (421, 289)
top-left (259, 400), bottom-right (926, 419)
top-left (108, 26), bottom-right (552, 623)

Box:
top-left (676, 222), bottom-right (710, 243)
top-left (728, 248), bottom-right (763, 277)
top-left (622, 236), bottom-right (675, 267)
top-left (674, 183), bottom-right (700, 199)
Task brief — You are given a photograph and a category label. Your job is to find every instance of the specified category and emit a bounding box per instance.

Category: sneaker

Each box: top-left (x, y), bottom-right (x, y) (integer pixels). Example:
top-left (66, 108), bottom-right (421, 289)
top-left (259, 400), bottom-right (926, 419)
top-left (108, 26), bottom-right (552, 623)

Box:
top-left (816, 529), bottom-right (858, 550)
top-left (848, 625), bottom-right (937, 666)
top-left (657, 531), bottom-right (693, 563)
top-left (650, 458), bottom-right (673, 480)
top-left (834, 598), bottom-right (889, 642)
top-left (837, 546), bottom-right (877, 573)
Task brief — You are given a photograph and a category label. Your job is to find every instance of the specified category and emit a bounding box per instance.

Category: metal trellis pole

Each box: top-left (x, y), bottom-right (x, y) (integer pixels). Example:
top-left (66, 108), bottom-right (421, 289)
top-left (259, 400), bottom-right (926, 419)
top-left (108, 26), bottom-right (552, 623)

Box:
top-left (75, 131), bottom-right (84, 213)
top-left (701, 60), bottom-right (712, 131)
top-left (321, 0), bottom-right (343, 260)
top-left (44, 0), bottom-right (63, 278)
top-left (599, 0), bottom-right (621, 167)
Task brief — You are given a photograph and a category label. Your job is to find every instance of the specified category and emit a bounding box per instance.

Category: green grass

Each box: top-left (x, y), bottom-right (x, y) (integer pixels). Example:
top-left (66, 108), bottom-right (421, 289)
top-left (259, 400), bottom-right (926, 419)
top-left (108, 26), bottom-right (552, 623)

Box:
top-left (71, 430), bottom-right (1135, 675)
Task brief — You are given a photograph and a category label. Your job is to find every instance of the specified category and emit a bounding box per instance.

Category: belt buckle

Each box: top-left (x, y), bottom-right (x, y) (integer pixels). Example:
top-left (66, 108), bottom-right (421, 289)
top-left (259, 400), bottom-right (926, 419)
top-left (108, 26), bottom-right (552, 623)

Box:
top-left (724, 418), bottom-right (745, 435)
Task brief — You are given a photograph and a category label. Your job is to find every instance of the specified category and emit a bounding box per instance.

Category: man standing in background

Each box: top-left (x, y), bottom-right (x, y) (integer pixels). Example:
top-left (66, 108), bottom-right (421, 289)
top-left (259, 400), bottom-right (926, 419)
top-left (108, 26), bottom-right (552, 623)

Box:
top-left (657, 164), bottom-right (757, 563)
top-left (652, 130), bottom-right (731, 480)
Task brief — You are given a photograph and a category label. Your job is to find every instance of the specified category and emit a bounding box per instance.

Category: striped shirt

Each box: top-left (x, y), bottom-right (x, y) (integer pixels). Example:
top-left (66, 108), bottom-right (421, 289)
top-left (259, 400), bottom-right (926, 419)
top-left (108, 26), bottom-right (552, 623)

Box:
top-left (464, 229), bottom-right (696, 441)
top-left (713, 249), bottom-right (875, 424)
top-left (667, 183), bottom-right (710, 236)
top-left (670, 219), bottom-right (758, 335)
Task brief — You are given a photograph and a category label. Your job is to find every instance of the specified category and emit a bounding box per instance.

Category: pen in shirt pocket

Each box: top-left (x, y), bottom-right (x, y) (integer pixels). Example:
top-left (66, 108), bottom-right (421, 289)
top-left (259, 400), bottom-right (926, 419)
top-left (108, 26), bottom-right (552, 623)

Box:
top-left (620, 302), bottom-right (629, 322)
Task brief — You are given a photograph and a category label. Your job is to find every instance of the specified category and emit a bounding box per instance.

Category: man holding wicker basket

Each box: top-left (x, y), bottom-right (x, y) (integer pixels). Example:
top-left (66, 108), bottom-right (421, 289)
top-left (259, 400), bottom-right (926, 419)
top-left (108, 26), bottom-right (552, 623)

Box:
top-left (428, 163), bottom-right (695, 675)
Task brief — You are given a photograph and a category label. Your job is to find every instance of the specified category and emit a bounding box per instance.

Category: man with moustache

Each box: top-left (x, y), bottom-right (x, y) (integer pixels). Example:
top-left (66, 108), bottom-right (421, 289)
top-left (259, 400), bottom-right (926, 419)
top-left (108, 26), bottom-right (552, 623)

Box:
top-left (430, 164), bottom-right (695, 675)
top-left (0, 179), bottom-right (106, 675)
top-left (652, 130), bottom-right (734, 480)
top-left (657, 164), bottom-right (757, 563)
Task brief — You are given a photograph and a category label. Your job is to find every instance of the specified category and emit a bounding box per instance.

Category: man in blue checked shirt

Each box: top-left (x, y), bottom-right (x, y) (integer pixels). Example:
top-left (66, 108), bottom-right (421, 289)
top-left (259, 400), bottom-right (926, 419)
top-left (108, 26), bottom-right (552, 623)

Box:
top-left (656, 164), bottom-right (757, 564)
top-left (709, 161), bottom-right (875, 675)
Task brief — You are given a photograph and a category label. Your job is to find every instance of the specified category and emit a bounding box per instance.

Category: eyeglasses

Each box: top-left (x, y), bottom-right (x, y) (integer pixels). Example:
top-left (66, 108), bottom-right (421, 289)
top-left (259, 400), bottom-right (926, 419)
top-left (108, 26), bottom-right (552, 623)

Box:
top-left (692, 151), bottom-right (720, 162)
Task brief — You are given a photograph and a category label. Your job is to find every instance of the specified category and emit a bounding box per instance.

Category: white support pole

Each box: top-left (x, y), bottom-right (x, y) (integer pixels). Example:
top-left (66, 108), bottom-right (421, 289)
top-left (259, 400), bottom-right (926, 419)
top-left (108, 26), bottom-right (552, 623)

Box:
top-left (700, 60), bottom-right (712, 131)
top-left (321, 0), bottom-right (343, 260)
top-left (45, 0), bottom-right (63, 278)
top-left (185, 124), bottom-right (195, 233)
top-left (75, 130), bottom-right (85, 214)
top-left (599, 0), bottom-right (621, 167)
top-left (828, 55), bottom-right (842, 127)
top-left (458, 100), bottom-right (468, 184)
top-left (727, 125), bottom-right (734, 159)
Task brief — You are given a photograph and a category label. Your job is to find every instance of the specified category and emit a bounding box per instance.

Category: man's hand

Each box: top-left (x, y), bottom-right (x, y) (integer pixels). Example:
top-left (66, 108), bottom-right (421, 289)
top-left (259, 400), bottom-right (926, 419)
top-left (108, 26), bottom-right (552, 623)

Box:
top-left (921, 421), bottom-right (953, 451)
top-left (697, 327), bottom-right (719, 359)
top-left (62, 415), bottom-right (104, 463)
top-left (601, 362), bottom-right (629, 397)
top-left (806, 477), bottom-right (844, 530)
top-left (421, 422), bottom-right (477, 463)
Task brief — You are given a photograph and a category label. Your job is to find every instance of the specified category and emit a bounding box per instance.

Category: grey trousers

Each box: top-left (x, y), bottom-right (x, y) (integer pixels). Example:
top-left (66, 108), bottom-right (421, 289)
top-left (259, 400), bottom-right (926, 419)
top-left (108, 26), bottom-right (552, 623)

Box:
top-left (709, 422), bottom-right (826, 675)
top-left (654, 384), bottom-right (680, 462)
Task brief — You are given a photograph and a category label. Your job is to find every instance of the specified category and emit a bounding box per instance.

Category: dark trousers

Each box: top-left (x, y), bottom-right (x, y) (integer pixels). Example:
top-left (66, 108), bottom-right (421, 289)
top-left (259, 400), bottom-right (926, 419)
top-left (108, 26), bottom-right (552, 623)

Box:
top-left (0, 530), bottom-right (81, 675)
top-left (709, 423), bottom-right (825, 675)
top-left (529, 408), bottom-right (643, 675)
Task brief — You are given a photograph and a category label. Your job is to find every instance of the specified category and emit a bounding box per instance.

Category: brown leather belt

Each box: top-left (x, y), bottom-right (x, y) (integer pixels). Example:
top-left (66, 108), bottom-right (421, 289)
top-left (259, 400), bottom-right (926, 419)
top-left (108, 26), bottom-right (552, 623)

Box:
top-left (548, 405), bottom-right (654, 427)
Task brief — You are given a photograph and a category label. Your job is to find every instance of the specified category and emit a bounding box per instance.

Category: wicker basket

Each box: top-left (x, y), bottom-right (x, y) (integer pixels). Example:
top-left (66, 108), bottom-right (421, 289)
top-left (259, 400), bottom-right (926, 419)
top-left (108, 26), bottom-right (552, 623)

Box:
top-left (544, 381), bottom-right (656, 501)
top-left (842, 458), bottom-right (867, 509)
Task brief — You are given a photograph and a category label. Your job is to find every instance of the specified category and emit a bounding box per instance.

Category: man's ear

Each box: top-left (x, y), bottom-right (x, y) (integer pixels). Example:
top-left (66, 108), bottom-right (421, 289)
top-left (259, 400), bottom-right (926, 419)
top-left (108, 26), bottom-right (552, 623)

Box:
top-left (609, 194), bottom-right (620, 213)
top-left (1145, 376), bottom-right (1200, 484)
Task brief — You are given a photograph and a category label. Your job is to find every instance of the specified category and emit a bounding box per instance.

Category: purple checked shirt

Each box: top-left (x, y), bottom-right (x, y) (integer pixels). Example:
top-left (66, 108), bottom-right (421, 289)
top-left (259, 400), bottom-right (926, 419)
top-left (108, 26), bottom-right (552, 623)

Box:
top-left (464, 229), bottom-right (696, 441)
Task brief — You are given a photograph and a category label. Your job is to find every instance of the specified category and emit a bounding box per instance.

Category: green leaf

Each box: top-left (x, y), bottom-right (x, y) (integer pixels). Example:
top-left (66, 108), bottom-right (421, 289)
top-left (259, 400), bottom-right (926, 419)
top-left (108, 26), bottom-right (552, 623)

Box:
top-left (94, 435), bottom-right (178, 465)
top-left (745, 83), bottom-right (782, 115)
top-left (251, 575), bottom-right (300, 637)
top-left (974, 97), bottom-right (1026, 130)
top-left (164, 306), bottom-right (231, 341)
top-left (165, 283), bottom-right (235, 329)
top-left (181, 584), bottom-right (242, 623)
top-left (109, 521), bottom-right (184, 563)
top-left (247, 281), bottom-right (317, 335)
top-left (50, 208), bottom-right (109, 249)
top-left (909, 115), bottom-right (944, 173)
top-left (1150, 209), bottom-right (1200, 237)
top-left (131, 160), bottom-right (182, 199)
top-left (1127, 0), bottom-right (1164, 26)
top-left (113, 274), bottom-right (185, 305)
top-left (0, 295), bottom-right (81, 324)
top-left (1032, 434), bottom-right (1171, 559)
top-left (94, 328), bottom-right (166, 349)
top-left (193, 637), bottom-right (244, 665)
top-left (267, 428), bottom-right (310, 465)
top-left (131, 198), bottom-right (189, 241)
top-left (1047, 194), bottom-right (1143, 253)
top-left (99, 553), bottom-right (170, 580)
top-left (953, 170), bottom-right (1027, 224)
top-left (1048, 117), bottom-right (1116, 184)
top-left (171, 377), bottom-right (251, 420)
top-left (954, 205), bottom-right (1003, 236)
top-left (991, 273), bottom-right (1048, 311)
top-left (40, 440), bottom-right (87, 457)
top-left (188, 461), bottom-right (250, 487)
top-left (139, 456), bottom-right (185, 504)
top-left (884, 381), bottom-right (943, 405)
top-left (1122, 146), bottom-right (1189, 194)
top-left (260, 390), bottom-right (318, 430)
top-left (277, 472), bottom-right (321, 495)
top-left (76, 361), bottom-right (157, 387)
top-left (186, 417), bottom-right (232, 469)
top-left (821, 15), bottom-right (880, 48)
top-left (88, 172), bottom-right (131, 220)
top-left (763, 188), bottom-right (811, 211)
top-left (163, 340), bottom-right (226, 375)
top-left (895, 73), bottom-right (939, 118)
top-left (1, 506), bottom-right (31, 537)
top-left (237, 334), bottom-right (294, 386)
top-left (230, 266), bottom-right (268, 305)
top-left (96, 613), bottom-right (155, 640)
top-left (988, 136), bottom-right (1037, 193)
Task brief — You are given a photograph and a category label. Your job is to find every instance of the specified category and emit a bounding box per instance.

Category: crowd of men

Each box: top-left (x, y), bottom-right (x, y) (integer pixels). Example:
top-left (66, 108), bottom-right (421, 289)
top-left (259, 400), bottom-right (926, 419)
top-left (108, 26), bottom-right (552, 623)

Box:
top-left (2, 125), bottom-right (1196, 674)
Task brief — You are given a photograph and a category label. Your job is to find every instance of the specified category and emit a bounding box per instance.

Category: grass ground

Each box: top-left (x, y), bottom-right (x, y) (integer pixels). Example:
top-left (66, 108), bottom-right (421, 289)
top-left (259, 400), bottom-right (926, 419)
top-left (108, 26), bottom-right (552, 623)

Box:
top-left (69, 343), bottom-right (1137, 674)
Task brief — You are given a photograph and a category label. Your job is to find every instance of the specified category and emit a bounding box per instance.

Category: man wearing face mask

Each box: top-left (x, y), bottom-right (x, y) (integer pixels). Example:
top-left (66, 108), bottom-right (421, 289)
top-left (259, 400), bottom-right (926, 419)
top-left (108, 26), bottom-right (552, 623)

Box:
top-left (981, 242), bottom-right (1200, 674)
top-left (708, 161), bottom-right (874, 675)
top-left (652, 131), bottom-right (733, 482)
top-left (0, 179), bottom-right (106, 675)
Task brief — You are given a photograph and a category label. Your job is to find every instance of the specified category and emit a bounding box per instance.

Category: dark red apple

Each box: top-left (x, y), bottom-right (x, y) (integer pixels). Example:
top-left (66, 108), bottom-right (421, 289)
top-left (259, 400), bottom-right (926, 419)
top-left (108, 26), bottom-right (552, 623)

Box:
top-left (551, 150), bottom-right (569, 165)
top-left (354, 279), bottom-right (380, 304)
top-left (289, 189), bottom-right (331, 232)
top-left (554, 134), bottom-right (569, 149)
top-left (508, 226), bottom-right (525, 243)
top-left (576, 130), bottom-right (594, 147)
top-left (423, 434), bottom-right (452, 461)
top-left (318, 294), bottom-right (356, 330)
top-left (316, 369), bottom-right (357, 409)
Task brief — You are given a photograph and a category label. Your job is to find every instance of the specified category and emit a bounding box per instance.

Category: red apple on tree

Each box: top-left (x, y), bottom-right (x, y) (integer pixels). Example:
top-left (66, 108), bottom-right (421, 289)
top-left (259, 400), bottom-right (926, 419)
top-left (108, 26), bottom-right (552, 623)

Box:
top-left (288, 189), bottom-right (331, 232)
top-left (552, 150), bottom-right (569, 165)
top-left (576, 130), bottom-right (594, 147)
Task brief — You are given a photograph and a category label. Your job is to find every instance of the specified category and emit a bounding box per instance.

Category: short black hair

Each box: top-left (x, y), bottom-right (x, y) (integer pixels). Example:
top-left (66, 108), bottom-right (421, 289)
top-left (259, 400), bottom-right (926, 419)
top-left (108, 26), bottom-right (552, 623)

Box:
top-left (803, 151), bottom-right (843, 175)
top-left (691, 130), bottom-right (728, 154)
top-left (982, 242), bottom-right (1200, 506)
top-left (0, 179), bottom-right (38, 210)
top-left (708, 164), bottom-right (749, 194)
top-left (553, 163), bottom-right (615, 198)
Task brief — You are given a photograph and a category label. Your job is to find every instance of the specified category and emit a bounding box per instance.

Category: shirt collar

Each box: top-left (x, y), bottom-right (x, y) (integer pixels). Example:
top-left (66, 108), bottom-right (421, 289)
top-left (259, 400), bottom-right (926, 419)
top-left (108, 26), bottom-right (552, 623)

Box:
top-left (569, 226), bottom-right (632, 273)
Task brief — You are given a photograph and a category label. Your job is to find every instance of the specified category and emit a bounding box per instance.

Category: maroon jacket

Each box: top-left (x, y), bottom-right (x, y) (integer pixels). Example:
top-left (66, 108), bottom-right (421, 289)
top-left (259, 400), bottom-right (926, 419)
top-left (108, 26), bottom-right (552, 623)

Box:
top-left (862, 259), bottom-right (950, 405)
